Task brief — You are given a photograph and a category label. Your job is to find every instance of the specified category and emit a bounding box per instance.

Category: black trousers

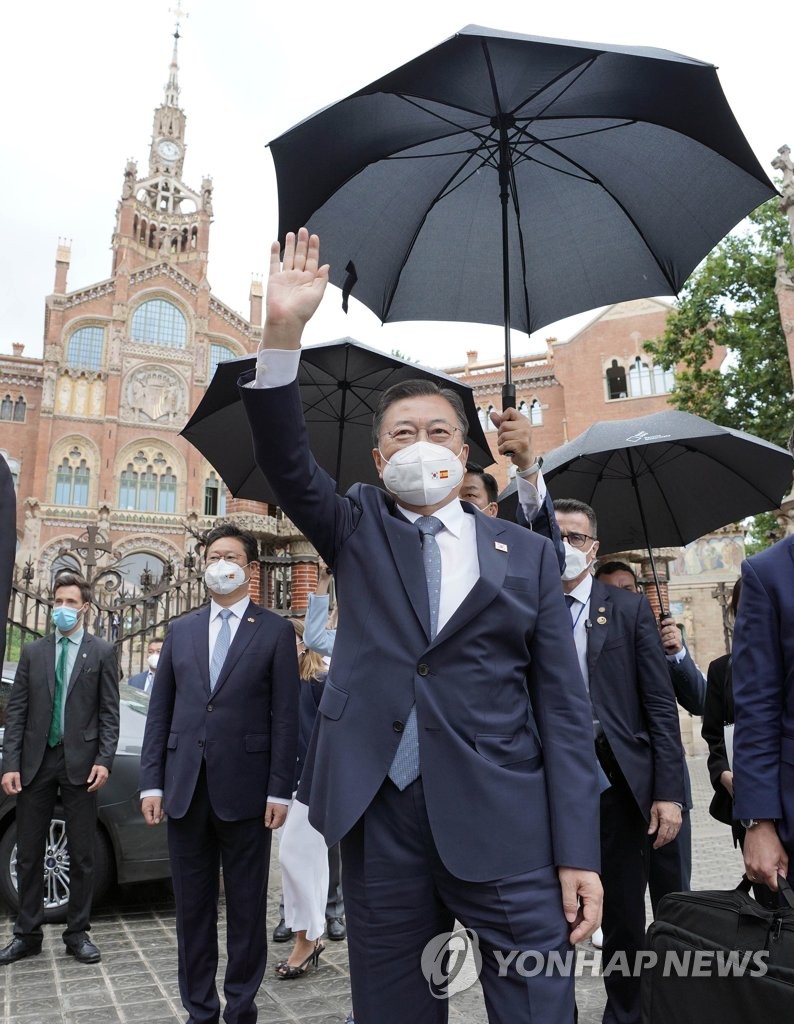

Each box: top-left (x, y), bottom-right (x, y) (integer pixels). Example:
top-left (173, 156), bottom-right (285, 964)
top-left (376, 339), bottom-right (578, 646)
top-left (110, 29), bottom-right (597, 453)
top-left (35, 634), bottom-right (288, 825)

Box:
top-left (167, 763), bottom-right (271, 1024)
top-left (14, 744), bottom-right (98, 942)
top-left (648, 811), bottom-right (692, 915)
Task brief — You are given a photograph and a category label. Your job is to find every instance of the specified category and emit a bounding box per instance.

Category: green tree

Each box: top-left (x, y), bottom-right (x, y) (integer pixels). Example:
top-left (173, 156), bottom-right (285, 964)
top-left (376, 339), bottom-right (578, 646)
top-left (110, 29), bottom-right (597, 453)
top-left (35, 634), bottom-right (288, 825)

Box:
top-left (644, 198), bottom-right (793, 448)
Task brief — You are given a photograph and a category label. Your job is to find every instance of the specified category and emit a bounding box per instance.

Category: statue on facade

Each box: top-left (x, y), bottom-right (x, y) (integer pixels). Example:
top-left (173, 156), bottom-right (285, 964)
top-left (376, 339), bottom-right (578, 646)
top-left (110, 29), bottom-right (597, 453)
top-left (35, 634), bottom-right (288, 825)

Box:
top-left (122, 159), bottom-right (137, 199)
top-left (201, 176), bottom-right (214, 217)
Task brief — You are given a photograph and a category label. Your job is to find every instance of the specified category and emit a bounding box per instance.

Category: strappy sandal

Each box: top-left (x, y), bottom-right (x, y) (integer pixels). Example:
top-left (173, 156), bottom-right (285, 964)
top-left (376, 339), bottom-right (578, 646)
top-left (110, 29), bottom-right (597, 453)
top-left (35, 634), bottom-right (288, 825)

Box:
top-left (276, 940), bottom-right (325, 979)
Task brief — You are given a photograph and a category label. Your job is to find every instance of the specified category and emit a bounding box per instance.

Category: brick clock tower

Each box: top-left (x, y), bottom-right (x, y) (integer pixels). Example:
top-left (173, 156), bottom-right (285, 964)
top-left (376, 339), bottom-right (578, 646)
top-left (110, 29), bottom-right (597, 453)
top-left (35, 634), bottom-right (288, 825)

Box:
top-left (4, 21), bottom-right (316, 613)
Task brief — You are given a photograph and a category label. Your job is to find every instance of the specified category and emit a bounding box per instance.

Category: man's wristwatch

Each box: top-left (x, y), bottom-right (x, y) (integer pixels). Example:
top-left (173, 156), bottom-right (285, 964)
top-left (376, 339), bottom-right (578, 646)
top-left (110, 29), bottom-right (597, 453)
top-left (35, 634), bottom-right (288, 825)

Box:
top-left (739, 818), bottom-right (772, 829)
top-left (517, 456), bottom-right (543, 479)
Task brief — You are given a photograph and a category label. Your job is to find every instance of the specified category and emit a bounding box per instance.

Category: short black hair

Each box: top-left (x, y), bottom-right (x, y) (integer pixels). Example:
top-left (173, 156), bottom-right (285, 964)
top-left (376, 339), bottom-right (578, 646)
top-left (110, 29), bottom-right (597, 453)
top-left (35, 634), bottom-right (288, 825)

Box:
top-left (553, 498), bottom-right (598, 537)
top-left (52, 571), bottom-right (91, 604)
top-left (372, 379), bottom-right (468, 446)
top-left (595, 560), bottom-right (637, 584)
top-left (465, 467), bottom-right (499, 504)
top-left (204, 522), bottom-right (258, 566)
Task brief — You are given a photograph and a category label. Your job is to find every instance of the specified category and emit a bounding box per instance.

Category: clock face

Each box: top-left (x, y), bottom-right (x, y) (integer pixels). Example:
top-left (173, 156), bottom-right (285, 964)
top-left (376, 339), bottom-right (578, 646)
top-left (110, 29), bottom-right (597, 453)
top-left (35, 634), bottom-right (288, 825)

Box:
top-left (157, 139), bottom-right (181, 162)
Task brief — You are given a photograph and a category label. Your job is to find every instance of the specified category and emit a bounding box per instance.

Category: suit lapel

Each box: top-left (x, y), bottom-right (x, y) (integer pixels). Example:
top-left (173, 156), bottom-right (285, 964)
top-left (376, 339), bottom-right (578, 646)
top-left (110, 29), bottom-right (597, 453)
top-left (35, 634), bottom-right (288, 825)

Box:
top-left (192, 605), bottom-right (212, 694)
top-left (212, 601), bottom-right (260, 696)
top-left (44, 634), bottom-right (56, 699)
top-left (66, 633), bottom-right (91, 698)
top-left (431, 511), bottom-right (508, 648)
top-left (381, 501), bottom-right (432, 641)
top-left (586, 579), bottom-right (612, 678)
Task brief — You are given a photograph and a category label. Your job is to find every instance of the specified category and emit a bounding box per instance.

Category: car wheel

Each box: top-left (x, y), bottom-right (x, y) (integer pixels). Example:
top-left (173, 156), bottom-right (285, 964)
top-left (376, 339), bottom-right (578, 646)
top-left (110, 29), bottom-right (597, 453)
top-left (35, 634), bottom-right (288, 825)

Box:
top-left (0, 813), bottom-right (114, 923)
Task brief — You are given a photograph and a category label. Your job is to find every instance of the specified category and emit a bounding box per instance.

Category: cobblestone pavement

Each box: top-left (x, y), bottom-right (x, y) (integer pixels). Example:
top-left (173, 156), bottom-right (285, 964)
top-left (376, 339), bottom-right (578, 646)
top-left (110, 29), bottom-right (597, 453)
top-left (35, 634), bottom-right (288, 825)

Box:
top-left (0, 753), bottom-right (745, 1023)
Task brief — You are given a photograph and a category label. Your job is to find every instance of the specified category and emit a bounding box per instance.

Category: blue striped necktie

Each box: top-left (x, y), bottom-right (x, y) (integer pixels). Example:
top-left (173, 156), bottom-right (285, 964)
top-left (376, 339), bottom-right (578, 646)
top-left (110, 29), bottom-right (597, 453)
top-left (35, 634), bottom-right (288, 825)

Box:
top-left (388, 515), bottom-right (443, 790)
top-left (210, 609), bottom-right (233, 690)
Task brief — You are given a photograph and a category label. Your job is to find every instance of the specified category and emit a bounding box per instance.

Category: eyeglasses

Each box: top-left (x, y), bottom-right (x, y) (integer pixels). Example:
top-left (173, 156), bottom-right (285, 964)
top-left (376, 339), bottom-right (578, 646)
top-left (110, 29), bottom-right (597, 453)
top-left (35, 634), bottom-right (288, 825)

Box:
top-left (380, 424), bottom-right (462, 448)
top-left (559, 531), bottom-right (595, 549)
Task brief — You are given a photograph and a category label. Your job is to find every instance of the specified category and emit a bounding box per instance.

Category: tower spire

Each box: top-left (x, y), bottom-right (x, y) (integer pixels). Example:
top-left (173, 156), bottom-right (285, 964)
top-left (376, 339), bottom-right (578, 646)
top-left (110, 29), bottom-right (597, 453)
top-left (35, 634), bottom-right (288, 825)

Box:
top-left (164, 3), bottom-right (187, 108)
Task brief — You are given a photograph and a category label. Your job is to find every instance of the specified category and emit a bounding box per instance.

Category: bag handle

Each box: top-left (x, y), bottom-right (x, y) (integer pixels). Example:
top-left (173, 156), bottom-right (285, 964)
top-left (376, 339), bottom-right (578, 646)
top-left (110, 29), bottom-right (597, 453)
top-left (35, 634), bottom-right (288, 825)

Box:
top-left (739, 874), bottom-right (794, 909)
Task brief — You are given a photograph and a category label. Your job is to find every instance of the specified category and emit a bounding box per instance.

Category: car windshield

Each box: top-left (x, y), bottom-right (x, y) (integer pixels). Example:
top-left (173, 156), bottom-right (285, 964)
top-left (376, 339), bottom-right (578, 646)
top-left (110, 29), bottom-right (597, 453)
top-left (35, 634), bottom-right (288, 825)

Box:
top-left (120, 684), bottom-right (150, 717)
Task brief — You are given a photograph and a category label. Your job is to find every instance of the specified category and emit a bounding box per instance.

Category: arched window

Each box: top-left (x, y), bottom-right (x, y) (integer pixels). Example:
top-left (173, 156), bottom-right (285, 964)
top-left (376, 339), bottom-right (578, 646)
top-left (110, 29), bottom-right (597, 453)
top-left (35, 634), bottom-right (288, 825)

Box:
top-left (477, 407), bottom-right (489, 433)
top-left (606, 360), bottom-right (627, 400)
top-left (204, 472), bottom-right (227, 517)
top-left (518, 401), bottom-right (529, 418)
top-left (13, 397), bottom-right (26, 422)
top-left (117, 453), bottom-right (178, 512)
top-left (209, 343), bottom-right (235, 379)
top-left (130, 299), bottom-right (187, 348)
top-left (485, 404), bottom-right (497, 431)
top-left (530, 399), bottom-right (543, 426)
top-left (54, 453), bottom-right (90, 507)
top-left (0, 395), bottom-right (14, 419)
top-left (50, 553), bottom-right (81, 584)
top-left (629, 357), bottom-right (653, 397)
top-left (653, 364), bottom-right (675, 394)
top-left (67, 326), bottom-right (104, 370)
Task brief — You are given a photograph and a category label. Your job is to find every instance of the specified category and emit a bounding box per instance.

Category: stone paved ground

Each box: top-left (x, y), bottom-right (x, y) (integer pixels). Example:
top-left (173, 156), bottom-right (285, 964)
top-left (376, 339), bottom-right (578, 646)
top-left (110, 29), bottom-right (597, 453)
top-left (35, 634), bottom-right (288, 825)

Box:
top-left (0, 753), bottom-right (745, 1023)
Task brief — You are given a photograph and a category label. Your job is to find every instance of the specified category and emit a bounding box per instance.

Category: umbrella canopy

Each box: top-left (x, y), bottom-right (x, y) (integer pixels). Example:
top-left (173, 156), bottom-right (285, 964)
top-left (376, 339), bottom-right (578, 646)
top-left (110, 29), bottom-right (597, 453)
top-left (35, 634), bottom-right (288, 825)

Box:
top-left (498, 410), bottom-right (793, 611)
top-left (270, 25), bottom-right (776, 405)
top-left (181, 338), bottom-right (494, 504)
top-left (538, 410), bottom-right (794, 556)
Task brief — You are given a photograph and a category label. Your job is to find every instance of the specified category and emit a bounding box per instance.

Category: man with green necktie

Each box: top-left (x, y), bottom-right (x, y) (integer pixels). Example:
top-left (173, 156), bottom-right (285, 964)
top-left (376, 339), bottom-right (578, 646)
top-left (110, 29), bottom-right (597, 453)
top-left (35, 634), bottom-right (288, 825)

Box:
top-left (0, 572), bottom-right (119, 965)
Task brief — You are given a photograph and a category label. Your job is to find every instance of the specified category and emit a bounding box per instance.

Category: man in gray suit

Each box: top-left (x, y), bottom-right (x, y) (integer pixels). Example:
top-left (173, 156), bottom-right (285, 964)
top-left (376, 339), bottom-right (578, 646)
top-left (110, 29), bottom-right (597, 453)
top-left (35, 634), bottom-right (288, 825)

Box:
top-left (0, 572), bottom-right (120, 965)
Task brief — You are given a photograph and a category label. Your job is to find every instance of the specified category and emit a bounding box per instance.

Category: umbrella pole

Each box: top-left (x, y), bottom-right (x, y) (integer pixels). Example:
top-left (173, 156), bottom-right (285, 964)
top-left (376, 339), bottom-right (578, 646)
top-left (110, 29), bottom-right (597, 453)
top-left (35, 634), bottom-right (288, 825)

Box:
top-left (335, 380), bottom-right (349, 485)
top-left (498, 125), bottom-right (515, 412)
top-left (627, 450), bottom-right (669, 619)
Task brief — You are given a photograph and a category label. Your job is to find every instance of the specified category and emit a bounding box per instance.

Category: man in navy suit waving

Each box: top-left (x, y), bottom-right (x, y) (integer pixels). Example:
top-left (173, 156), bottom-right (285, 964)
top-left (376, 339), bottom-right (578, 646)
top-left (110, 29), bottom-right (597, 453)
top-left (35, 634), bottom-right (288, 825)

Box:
top-left (238, 229), bottom-right (602, 1024)
top-left (139, 523), bottom-right (299, 1024)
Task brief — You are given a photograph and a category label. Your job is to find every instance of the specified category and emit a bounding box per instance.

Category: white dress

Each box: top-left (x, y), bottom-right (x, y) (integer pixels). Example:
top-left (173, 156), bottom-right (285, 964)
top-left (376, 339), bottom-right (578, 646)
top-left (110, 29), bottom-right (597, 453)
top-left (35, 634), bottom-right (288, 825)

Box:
top-left (278, 796), bottom-right (329, 941)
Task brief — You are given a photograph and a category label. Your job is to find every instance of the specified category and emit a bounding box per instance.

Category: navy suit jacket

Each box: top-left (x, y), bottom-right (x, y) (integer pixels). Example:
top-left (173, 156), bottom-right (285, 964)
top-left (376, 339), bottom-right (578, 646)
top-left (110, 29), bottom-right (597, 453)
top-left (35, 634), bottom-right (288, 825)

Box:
top-left (733, 535), bottom-right (794, 858)
top-left (588, 579), bottom-right (686, 819)
top-left (139, 601), bottom-right (300, 821)
top-left (240, 377), bottom-right (601, 883)
top-left (667, 647), bottom-right (706, 810)
top-left (128, 670), bottom-right (150, 691)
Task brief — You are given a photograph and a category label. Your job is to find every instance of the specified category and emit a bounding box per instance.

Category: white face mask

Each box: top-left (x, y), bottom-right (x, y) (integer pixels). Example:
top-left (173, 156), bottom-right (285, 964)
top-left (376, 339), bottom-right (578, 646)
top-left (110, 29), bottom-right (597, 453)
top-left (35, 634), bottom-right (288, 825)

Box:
top-left (204, 559), bottom-right (247, 595)
top-left (380, 441), bottom-right (464, 507)
top-left (561, 541), bottom-right (596, 582)
top-left (147, 653), bottom-right (160, 671)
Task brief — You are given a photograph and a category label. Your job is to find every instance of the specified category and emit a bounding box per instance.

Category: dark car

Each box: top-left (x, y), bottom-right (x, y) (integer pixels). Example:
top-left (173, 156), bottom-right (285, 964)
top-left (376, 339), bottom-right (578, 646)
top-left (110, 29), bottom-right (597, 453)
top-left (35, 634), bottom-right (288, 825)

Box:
top-left (0, 665), bottom-right (171, 922)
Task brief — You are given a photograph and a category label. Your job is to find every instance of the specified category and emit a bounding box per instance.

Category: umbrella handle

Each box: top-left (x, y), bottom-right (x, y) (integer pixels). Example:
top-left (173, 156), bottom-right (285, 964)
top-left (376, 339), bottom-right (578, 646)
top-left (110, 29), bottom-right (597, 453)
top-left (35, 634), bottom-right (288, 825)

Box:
top-left (501, 382), bottom-right (516, 411)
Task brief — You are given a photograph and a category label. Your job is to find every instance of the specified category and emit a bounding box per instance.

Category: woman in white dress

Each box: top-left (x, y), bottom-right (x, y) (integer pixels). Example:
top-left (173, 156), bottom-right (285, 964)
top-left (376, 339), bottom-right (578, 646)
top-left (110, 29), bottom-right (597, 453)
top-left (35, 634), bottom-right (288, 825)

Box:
top-left (276, 620), bottom-right (329, 978)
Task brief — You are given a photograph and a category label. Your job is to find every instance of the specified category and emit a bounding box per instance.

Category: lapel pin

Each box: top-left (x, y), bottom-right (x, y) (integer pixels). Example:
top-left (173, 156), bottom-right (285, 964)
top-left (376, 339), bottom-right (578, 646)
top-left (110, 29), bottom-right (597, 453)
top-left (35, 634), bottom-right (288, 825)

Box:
top-left (597, 616), bottom-right (607, 625)
top-left (82, 652), bottom-right (87, 658)
top-left (495, 541), bottom-right (508, 552)
top-left (247, 617), bottom-right (256, 623)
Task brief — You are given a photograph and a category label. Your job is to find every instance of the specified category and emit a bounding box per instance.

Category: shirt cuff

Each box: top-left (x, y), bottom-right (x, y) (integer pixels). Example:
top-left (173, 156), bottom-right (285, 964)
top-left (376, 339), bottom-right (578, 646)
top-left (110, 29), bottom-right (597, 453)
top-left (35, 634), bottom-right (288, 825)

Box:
top-left (516, 467), bottom-right (547, 519)
top-left (244, 347), bottom-right (301, 389)
top-left (267, 795), bottom-right (291, 805)
top-left (140, 789), bottom-right (163, 800)
top-left (665, 647), bottom-right (687, 664)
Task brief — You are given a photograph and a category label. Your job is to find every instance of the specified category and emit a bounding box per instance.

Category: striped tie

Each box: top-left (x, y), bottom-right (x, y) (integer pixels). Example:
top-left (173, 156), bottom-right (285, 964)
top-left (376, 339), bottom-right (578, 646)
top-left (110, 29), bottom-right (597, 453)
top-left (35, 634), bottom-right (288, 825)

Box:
top-left (210, 609), bottom-right (233, 690)
top-left (388, 515), bottom-right (443, 790)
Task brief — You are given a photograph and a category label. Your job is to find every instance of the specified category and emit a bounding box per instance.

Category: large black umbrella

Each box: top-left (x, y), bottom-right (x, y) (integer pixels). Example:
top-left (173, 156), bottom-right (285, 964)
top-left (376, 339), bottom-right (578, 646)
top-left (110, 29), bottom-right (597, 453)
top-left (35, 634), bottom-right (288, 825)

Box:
top-left (502, 410), bottom-right (793, 608)
top-left (181, 337), bottom-right (494, 504)
top-left (270, 25), bottom-right (775, 410)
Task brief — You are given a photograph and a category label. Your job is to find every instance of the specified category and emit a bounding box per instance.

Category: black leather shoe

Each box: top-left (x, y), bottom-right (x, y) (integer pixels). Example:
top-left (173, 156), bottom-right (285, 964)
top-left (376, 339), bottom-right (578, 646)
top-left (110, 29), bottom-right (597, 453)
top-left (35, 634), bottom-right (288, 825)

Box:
top-left (326, 916), bottom-right (347, 941)
top-left (0, 937), bottom-right (42, 965)
top-left (272, 918), bottom-right (293, 943)
top-left (65, 937), bottom-right (101, 964)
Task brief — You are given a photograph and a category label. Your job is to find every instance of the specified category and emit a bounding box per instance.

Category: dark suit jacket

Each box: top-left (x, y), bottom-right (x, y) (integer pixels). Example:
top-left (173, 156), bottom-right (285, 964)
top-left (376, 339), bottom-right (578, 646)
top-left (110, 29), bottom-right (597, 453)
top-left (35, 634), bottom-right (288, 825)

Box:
top-left (733, 535), bottom-right (794, 856)
top-left (1, 632), bottom-right (120, 786)
top-left (702, 653), bottom-right (734, 826)
top-left (0, 455), bottom-right (14, 666)
top-left (139, 601), bottom-right (299, 821)
top-left (127, 670), bottom-right (150, 691)
top-left (667, 647), bottom-right (706, 810)
top-left (240, 377), bottom-right (601, 883)
top-left (588, 579), bottom-right (686, 819)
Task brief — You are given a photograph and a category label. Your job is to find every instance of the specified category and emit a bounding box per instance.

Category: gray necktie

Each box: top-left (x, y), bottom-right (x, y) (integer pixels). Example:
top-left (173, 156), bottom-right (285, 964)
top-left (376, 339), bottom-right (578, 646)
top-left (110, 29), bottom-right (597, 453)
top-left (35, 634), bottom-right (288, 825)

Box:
top-left (210, 609), bottom-right (233, 690)
top-left (388, 515), bottom-right (443, 790)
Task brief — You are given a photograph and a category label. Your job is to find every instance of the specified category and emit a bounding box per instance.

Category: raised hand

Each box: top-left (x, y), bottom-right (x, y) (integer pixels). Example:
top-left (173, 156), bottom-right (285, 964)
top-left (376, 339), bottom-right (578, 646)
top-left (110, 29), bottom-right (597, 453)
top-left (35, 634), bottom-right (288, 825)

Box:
top-left (265, 228), bottom-right (329, 349)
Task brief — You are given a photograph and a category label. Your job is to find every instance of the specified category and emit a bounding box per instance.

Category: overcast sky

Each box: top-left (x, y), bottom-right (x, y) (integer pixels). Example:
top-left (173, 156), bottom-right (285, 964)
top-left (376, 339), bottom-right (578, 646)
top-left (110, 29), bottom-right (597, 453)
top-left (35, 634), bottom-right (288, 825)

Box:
top-left (0, 0), bottom-right (788, 368)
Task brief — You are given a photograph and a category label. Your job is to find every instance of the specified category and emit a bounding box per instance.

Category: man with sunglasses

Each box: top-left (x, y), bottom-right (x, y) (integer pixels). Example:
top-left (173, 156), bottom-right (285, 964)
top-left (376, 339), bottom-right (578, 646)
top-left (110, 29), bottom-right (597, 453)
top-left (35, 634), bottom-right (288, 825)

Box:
top-left (554, 499), bottom-right (685, 1024)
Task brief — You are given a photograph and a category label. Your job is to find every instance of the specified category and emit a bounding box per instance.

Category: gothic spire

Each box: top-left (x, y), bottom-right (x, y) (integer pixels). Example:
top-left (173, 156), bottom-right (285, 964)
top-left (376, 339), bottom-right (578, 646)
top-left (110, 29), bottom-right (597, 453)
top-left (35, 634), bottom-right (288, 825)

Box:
top-left (164, 25), bottom-right (181, 108)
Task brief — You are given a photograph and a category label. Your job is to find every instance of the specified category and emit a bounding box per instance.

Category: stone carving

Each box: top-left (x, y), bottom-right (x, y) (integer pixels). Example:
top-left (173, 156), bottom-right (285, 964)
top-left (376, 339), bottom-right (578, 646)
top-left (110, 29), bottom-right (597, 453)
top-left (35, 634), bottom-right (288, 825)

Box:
top-left (109, 327), bottom-right (124, 369)
top-left (773, 145), bottom-right (794, 193)
top-left (41, 371), bottom-right (56, 411)
top-left (201, 176), bottom-right (214, 216)
top-left (121, 365), bottom-right (187, 424)
top-left (122, 159), bottom-right (137, 199)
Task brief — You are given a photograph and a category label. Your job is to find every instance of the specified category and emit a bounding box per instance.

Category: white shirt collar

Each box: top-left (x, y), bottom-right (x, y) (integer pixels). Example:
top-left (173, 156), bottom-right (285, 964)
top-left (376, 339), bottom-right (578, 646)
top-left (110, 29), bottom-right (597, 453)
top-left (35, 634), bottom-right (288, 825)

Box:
top-left (568, 573), bottom-right (594, 605)
top-left (209, 595), bottom-right (250, 622)
top-left (398, 498), bottom-right (465, 538)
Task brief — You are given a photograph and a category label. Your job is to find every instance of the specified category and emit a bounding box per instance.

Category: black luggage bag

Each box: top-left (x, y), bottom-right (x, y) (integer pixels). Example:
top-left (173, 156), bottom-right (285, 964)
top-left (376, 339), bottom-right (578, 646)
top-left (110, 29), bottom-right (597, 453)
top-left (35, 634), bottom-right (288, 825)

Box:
top-left (642, 876), bottom-right (794, 1022)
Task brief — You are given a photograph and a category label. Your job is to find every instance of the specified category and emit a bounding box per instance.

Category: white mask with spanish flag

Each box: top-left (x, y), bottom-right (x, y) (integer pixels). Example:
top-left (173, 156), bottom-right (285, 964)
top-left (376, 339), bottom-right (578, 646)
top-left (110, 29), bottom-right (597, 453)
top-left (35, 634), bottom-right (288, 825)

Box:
top-left (380, 441), bottom-right (464, 507)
